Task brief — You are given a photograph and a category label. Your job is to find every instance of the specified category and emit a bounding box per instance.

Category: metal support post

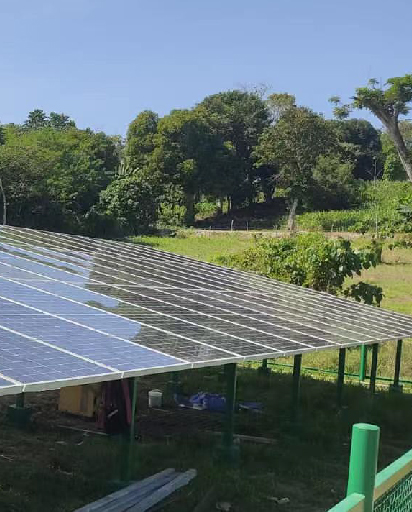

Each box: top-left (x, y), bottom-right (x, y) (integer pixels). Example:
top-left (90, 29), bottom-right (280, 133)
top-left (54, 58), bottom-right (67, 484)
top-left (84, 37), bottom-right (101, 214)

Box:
top-left (359, 345), bottom-right (367, 381)
top-left (122, 377), bottom-right (138, 483)
top-left (347, 423), bottom-right (380, 512)
top-left (16, 393), bottom-right (25, 409)
top-left (292, 354), bottom-right (302, 421)
top-left (337, 348), bottom-right (346, 409)
top-left (220, 363), bottom-right (239, 463)
top-left (258, 358), bottom-right (271, 376)
top-left (390, 339), bottom-right (403, 393)
top-left (8, 393), bottom-right (32, 428)
top-left (369, 344), bottom-right (379, 395)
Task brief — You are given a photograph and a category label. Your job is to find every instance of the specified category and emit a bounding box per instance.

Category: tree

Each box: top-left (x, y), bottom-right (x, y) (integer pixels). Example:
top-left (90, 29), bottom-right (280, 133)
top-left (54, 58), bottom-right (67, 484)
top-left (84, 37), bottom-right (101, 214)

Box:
top-left (381, 121), bottom-right (412, 180)
top-left (125, 110), bottom-right (158, 170)
top-left (310, 155), bottom-right (358, 210)
top-left (266, 93), bottom-right (296, 123)
top-left (331, 118), bottom-right (382, 180)
top-left (196, 90), bottom-right (271, 209)
top-left (24, 109), bottom-right (48, 129)
top-left (99, 173), bottom-right (158, 234)
top-left (0, 124), bottom-right (5, 224)
top-left (331, 75), bottom-right (412, 182)
top-left (49, 112), bottom-right (76, 130)
top-left (255, 106), bottom-right (337, 225)
top-left (0, 119), bottom-right (120, 232)
top-left (150, 109), bottom-right (232, 225)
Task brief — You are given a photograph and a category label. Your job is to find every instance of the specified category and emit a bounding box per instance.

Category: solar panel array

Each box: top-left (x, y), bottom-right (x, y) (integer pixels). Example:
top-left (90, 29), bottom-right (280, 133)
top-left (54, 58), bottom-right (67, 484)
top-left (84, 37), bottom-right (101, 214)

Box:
top-left (0, 225), bottom-right (412, 397)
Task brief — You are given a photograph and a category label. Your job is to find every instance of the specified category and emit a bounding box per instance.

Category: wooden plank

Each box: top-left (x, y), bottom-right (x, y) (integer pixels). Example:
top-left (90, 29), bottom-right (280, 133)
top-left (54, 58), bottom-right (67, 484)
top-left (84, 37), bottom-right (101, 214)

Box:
top-left (128, 469), bottom-right (197, 512)
top-left (206, 431), bottom-right (277, 445)
top-left (74, 469), bottom-right (176, 512)
top-left (99, 474), bottom-right (180, 512)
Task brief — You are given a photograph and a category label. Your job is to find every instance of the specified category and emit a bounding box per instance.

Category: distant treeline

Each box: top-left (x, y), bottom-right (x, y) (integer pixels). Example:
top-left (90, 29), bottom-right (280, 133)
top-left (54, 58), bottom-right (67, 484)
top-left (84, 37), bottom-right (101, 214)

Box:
top-left (0, 85), bottom-right (410, 236)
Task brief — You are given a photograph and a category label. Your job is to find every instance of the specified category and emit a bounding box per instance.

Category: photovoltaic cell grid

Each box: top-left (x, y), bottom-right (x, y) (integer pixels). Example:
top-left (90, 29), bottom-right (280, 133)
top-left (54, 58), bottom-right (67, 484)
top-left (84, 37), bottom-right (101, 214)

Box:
top-left (1, 226), bottom-right (412, 397)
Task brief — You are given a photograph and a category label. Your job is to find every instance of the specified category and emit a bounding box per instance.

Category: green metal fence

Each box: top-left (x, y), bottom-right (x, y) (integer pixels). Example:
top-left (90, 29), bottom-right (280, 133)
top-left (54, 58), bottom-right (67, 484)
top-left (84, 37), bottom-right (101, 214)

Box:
top-left (374, 448), bottom-right (412, 512)
top-left (327, 424), bottom-right (412, 512)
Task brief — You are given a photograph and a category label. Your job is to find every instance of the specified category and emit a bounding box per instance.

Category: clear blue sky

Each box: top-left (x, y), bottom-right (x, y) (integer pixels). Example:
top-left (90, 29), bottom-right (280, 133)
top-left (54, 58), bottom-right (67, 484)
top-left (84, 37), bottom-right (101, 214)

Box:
top-left (1, 0), bottom-right (411, 135)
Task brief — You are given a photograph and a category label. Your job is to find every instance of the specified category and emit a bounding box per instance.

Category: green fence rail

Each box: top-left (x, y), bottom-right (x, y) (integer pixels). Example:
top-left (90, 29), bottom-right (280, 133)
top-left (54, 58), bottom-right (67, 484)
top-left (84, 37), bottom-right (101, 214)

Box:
top-left (327, 424), bottom-right (412, 512)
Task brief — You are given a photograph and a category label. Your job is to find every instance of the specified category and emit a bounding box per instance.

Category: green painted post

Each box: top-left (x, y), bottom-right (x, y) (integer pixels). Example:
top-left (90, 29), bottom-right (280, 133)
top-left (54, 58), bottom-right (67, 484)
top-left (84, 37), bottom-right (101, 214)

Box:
top-left (390, 339), bottom-right (403, 393)
top-left (123, 377), bottom-right (138, 482)
top-left (359, 345), bottom-right (367, 381)
top-left (222, 363), bottom-right (238, 463)
top-left (292, 354), bottom-right (302, 421)
top-left (258, 358), bottom-right (270, 375)
top-left (15, 393), bottom-right (24, 409)
top-left (337, 348), bottom-right (346, 408)
top-left (347, 423), bottom-right (380, 512)
top-left (369, 344), bottom-right (379, 395)
top-left (129, 377), bottom-right (138, 444)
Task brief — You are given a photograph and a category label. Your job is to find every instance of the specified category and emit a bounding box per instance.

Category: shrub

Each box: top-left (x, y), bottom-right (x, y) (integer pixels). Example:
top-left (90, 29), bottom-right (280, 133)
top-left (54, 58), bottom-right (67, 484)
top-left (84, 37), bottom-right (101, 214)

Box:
top-left (297, 181), bottom-right (412, 235)
top-left (216, 233), bottom-right (383, 305)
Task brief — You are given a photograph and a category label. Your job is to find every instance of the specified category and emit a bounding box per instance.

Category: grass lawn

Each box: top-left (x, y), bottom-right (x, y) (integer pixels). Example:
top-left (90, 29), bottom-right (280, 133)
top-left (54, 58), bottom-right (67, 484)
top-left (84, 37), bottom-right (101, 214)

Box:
top-left (1, 232), bottom-right (412, 511)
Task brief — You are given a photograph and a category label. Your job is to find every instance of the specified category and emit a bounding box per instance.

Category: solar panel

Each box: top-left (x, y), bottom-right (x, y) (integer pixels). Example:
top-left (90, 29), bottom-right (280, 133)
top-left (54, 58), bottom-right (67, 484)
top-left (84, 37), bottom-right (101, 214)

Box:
top-left (0, 224), bottom-right (412, 396)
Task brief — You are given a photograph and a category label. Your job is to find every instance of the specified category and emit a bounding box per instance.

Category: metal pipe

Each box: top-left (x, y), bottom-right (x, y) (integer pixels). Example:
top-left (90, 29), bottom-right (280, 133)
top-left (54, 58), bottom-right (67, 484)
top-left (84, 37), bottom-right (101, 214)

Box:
top-left (369, 344), bottom-right (379, 394)
top-left (223, 363), bottom-right (237, 460)
top-left (359, 345), bottom-right (367, 382)
top-left (393, 339), bottom-right (403, 388)
top-left (337, 348), bottom-right (346, 408)
top-left (292, 355), bottom-right (302, 421)
top-left (268, 362), bottom-right (412, 385)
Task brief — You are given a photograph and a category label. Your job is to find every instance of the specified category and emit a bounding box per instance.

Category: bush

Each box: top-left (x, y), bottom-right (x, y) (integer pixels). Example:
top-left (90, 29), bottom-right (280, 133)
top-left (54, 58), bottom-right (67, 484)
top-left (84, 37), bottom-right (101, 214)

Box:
top-left (217, 233), bottom-right (383, 305)
top-left (195, 201), bottom-right (219, 220)
top-left (99, 174), bottom-right (158, 235)
top-left (297, 181), bottom-right (412, 234)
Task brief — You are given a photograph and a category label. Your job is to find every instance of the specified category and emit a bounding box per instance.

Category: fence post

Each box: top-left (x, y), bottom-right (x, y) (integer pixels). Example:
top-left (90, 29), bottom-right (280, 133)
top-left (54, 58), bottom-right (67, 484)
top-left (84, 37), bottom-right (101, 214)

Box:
top-left (347, 423), bottom-right (380, 512)
top-left (390, 339), bottom-right (403, 393)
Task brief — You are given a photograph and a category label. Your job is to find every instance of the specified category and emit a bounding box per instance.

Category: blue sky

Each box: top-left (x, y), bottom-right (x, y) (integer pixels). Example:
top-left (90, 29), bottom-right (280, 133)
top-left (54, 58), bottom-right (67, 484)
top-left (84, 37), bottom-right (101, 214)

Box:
top-left (1, 0), bottom-right (411, 135)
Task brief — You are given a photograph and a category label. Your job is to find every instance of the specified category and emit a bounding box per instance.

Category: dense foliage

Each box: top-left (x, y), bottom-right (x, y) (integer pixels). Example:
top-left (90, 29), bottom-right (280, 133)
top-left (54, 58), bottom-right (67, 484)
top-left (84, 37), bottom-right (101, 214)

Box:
top-left (1, 77), bottom-right (412, 236)
top-left (297, 181), bottom-right (412, 234)
top-left (217, 234), bottom-right (383, 305)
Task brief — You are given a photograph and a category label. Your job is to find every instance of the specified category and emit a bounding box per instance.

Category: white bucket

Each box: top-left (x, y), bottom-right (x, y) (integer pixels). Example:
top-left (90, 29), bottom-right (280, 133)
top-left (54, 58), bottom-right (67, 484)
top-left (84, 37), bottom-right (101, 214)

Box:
top-left (148, 389), bottom-right (163, 408)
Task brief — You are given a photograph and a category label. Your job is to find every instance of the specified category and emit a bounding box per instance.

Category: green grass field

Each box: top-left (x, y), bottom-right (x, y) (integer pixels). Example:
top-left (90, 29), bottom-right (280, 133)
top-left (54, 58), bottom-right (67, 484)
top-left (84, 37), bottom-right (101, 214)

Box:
top-left (2, 232), bottom-right (412, 512)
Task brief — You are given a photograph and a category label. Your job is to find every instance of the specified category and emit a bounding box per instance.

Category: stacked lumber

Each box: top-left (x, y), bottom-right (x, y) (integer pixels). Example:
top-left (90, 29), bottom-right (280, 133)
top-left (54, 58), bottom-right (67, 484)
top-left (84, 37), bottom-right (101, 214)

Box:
top-left (74, 468), bottom-right (197, 512)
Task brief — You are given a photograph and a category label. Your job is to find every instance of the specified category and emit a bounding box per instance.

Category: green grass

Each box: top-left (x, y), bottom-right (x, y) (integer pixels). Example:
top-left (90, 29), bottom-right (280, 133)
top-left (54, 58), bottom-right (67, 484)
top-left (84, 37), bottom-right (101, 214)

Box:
top-left (132, 232), bottom-right (254, 262)
top-left (3, 368), bottom-right (412, 512)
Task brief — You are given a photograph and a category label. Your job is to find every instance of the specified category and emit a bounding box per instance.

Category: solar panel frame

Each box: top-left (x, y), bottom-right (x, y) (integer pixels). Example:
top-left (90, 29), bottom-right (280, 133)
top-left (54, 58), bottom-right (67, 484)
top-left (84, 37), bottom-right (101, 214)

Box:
top-left (1, 225), bottom-right (412, 397)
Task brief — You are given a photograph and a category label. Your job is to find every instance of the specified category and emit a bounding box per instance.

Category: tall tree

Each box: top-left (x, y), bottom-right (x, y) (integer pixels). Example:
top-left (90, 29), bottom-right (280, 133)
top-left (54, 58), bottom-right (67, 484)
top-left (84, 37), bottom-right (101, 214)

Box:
top-left (125, 110), bottom-right (159, 171)
top-left (330, 75), bottom-right (412, 182)
top-left (150, 109), bottom-right (229, 225)
top-left (255, 106), bottom-right (337, 226)
top-left (49, 112), bottom-right (76, 130)
top-left (24, 109), bottom-right (48, 129)
top-left (196, 90), bottom-right (271, 208)
top-left (331, 118), bottom-right (382, 179)
top-left (0, 124), bottom-right (6, 224)
top-left (381, 121), bottom-right (412, 180)
top-left (266, 93), bottom-right (296, 122)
